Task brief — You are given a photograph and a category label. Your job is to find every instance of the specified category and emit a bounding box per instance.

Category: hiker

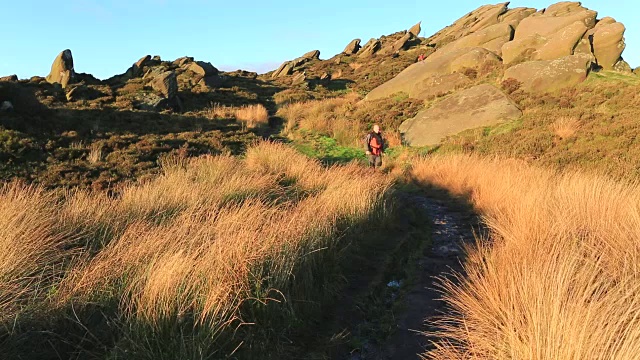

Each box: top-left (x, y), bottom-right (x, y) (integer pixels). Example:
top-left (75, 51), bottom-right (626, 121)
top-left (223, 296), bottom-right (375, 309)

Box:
top-left (364, 124), bottom-right (385, 169)
top-left (417, 53), bottom-right (426, 62)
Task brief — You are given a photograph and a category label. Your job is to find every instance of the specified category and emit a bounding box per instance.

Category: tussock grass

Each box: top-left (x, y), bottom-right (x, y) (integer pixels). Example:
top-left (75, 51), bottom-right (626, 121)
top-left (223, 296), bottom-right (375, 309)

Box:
top-left (1, 142), bottom-right (391, 357)
top-left (207, 103), bottom-right (269, 129)
top-left (411, 155), bottom-right (640, 360)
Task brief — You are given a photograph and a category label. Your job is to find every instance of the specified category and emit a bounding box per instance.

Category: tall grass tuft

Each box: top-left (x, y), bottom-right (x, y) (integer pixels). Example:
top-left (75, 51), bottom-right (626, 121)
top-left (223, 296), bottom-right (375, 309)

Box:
top-left (0, 141), bottom-right (390, 358)
top-left (411, 155), bottom-right (640, 360)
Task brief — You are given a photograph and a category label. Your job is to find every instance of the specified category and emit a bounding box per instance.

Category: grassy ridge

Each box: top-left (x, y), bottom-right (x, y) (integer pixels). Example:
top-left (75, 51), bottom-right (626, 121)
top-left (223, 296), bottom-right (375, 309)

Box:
top-left (0, 142), bottom-right (391, 359)
top-left (411, 154), bottom-right (640, 359)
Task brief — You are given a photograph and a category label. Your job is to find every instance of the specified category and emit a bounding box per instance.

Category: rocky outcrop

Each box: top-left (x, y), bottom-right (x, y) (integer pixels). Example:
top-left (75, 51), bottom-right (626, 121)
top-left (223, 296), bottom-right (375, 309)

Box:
top-left (501, 3), bottom-right (596, 65)
top-left (503, 53), bottom-right (594, 93)
top-left (382, 32), bottom-right (414, 54)
top-left (271, 62), bottom-right (294, 78)
top-left (291, 72), bottom-right (306, 85)
top-left (132, 55), bottom-right (151, 77)
top-left (366, 47), bottom-right (500, 100)
top-left (46, 49), bottom-right (75, 89)
top-left (592, 21), bottom-right (626, 70)
top-left (399, 84), bottom-right (522, 146)
top-left (151, 71), bottom-right (178, 99)
top-left (303, 50), bottom-right (320, 60)
top-left (358, 39), bottom-right (381, 58)
top-left (409, 22), bottom-right (422, 37)
top-left (428, 3), bottom-right (510, 48)
top-left (433, 22), bottom-right (514, 57)
top-left (173, 56), bottom-right (194, 67)
top-left (634, 67), bottom-right (640, 76)
top-left (343, 39), bottom-right (361, 54)
top-left (0, 75), bottom-right (18, 82)
top-left (187, 61), bottom-right (218, 77)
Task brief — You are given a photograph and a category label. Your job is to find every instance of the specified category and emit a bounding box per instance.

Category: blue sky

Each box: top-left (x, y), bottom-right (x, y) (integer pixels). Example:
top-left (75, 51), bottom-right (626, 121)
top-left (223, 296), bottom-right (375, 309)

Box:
top-left (1, 1), bottom-right (637, 79)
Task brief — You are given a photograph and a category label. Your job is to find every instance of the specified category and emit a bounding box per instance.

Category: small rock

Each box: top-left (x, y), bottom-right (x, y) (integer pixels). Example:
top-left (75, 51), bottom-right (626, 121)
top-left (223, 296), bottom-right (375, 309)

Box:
top-left (152, 55), bottom-right (162, 61)
top-left (0, 101), bottom-right (13, 111)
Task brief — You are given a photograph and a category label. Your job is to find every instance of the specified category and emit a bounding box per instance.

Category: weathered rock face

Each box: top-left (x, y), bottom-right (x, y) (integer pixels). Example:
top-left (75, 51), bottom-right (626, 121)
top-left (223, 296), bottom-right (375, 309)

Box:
top-left (291, 72), bottom-right (306, 85)
top-left (343, 39), bottom-right (361, 54)
top-left (46, 49), bottom-right (75, 88)
top-left (271, 62), bottom-right (294, 78)
top-left (399, 84), bottom-right (522, 146)
top-left (173, 56), bottom-right (194, 67)
top-left (634, 67), bottom-right (640, 76)
top-left (188, 61), bottom-right (218, 77)
top-left (428, 3), bottom-right (510, 47)
top-left (151, 71), bottom-right (178, 99)
top-left (593, 21), bottom-right (626, 70)
top-left (409, 22), bottom-right (421, 37)
top-left (383, 32), bottom-right (414, 54)
top-left (133, 55), bottom-right (151, 76)
top-left (503, 53), bottom-right (594, 92)
top-left (433, 22), bottom-right (514, 57)
top-left (613, 59), bottom-right (632, 73)
top-left (366, 47), bottom-right (499, 100)
top-left (358, 39), bottom-right (381, 58)
top-left (303, 50), bottom-right (321, 59)
top-left (411, 73), bottom-right (472, 99)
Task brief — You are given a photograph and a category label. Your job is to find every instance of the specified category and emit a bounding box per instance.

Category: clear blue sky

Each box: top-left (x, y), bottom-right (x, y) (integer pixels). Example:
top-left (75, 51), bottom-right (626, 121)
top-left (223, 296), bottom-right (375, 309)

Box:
top-left (1, 1), bottom-right (637, 79)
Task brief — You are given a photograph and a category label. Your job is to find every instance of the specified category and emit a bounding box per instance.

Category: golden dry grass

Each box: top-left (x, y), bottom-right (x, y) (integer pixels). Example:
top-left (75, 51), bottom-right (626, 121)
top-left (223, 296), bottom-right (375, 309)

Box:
top-left (551, 116), bottom-right (582, 139)
top-left (207, 103), bottom-right (269, 129)
top-left (411, 154), bottom-right (640, 360)
top-left (0, 142), bottom-right (390, 350)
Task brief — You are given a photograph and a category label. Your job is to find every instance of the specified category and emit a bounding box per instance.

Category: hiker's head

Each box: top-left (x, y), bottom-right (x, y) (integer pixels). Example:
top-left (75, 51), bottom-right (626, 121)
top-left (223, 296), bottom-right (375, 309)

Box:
top-left (373, 124), bottom-right (380, 134)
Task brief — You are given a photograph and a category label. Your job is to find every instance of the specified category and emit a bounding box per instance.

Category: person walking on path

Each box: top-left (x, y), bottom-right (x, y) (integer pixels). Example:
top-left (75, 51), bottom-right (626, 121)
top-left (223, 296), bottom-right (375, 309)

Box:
top-left (364, 124), bottom-right (385, 169)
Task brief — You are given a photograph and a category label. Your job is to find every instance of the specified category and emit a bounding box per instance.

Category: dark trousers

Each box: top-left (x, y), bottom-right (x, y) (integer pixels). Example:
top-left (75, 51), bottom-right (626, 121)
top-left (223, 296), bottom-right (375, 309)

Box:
top-left (368, 154), bottom-right (382, 168)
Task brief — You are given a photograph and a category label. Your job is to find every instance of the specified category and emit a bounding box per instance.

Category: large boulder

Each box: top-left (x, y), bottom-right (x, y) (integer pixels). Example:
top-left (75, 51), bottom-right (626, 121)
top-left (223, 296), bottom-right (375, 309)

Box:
top-left (428, 3), bottom-right (510, 47)
top-left (500, 7), bottom-right (537, 25)
top-left (358, 39), bottom-right (381, 58)
top-left (409, 22), bottom-right (422, 37)
top-left (399, 84), bottom-right (522, 146)
top-left (411, 73), bottom-right (472, 99)
top-left (503, 53), bottom-right (594, 92)
top-left (343, 39), bottom-right (361, 54)
top-left (46, 49), bottom-right (75, 89)
top-left (432, 22), bottom-right (514, 57)
top-left (0, 75), bottom-right (18, 82)
top-left (502, 3), bottom-right (596, 65)
top-left (634, 67), bottom-right (640, 76)
top-left (271, 61), bottom-right (293, 78)
top-left (188, 61), bottom-right (218, 77)
top-left (132, 55), bottom-right (151, 77)
top-left (383, 32), bottom-right (414, 54)
top-left (151, 71), bottom-right (178, 99)
top-left (592, 21), bottom-right (626, 70)
top-left (302, 50), bottom-right (320, 59)
top-left (515, 5), bottom-right (596, 39)
top-left (366, 47), bottom-right (500, 100)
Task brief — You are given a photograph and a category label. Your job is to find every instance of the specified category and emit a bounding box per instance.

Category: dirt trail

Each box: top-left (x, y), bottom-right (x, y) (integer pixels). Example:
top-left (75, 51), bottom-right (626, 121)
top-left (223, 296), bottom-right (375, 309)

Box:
top-left (349, 194), bottom-right (483, 360)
